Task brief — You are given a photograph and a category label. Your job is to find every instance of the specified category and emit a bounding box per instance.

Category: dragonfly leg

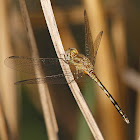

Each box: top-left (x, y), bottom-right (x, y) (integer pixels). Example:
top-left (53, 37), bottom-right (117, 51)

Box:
top-left (58, 57), bottom-right (69, 64)
top-left (68, 79), bottom-right (75, 84)
top-left (75, 67), bottom-right (83, 79)
top-left (75, 68), bottom-right (79, 79)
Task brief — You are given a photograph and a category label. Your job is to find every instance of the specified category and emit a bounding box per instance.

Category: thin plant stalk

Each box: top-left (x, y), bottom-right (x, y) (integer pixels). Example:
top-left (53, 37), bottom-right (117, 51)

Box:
top-left (83, 0), bottom-right (126, 139)
top-left (18, 0), bottom-right (58, 139)
top-left (40, 0), bottom-right (104, 139)
top-left (0, 100), bottom-right (8, 140)
top-left (0, 0), bottom-right (18, 139)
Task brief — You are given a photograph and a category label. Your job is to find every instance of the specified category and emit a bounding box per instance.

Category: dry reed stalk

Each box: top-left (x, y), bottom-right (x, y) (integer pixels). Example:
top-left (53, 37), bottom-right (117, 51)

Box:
top-left (41, 0), bottom-right (103, 139)
top-left (54, 8), bottom-right (79, 134)
top-left (83, 0), bottom-right (125, 139)
top-left (111, 1), bottom-right (129, 139)
top-left (18, 0), bottom-right (58, 140)
top-left (111, 20), bottom-right (128, 140)
top-left (40, 0), bottom-right (104, 139)
top-left (122, 68), bottom-right (140, 91)
top-left (121, 68), bottom-right (140, 140)
top-left (0, 100), bottom-right (8, 140)
top-left (0, 0), bottom-right (19, 139)
top-left (136, 91), bottom-right (140, 139)
top-left (135, 59), bottom-right (140, 139)
top-left (112, 18), bottom-right (127, 69)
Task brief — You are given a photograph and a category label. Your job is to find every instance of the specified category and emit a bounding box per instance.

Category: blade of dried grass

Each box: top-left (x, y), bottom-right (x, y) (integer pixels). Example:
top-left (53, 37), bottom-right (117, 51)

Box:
top-left (136, 61), bottom-right (140, 140)
top-left (40, 0), bottom-right (104, 139)
top-left (18, 0), bottom-right (58, 140)
top-left (122, 68), bottom-right (140, 91)
top-left (136, 91), bottom-right (140, 140)
top-left (0, 0), bottom-right (19, 139)
top-left (111, 1), bottom-right (129, 139)
top-left (0, 100), bottom-right (8, 140)
top-left (83, 0), bottom-right (126, 139)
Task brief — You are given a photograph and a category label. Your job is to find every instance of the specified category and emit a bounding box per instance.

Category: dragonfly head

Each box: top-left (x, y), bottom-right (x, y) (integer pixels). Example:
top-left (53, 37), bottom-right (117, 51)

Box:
top-left (65, 48), bottom-right (78, 61)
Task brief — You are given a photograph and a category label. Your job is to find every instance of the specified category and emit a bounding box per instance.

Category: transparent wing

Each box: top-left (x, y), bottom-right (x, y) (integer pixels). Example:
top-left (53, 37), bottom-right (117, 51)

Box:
top-left (14, 73), bottom-right (88, 85)
top-left (5, 56), bottom-right (87, 85)
top-left (15, 74), bottom-right (68, 85)
top-left (84, 10), bottom-right (103, 65)
top-left (5, 56), bottom-right (64, 76)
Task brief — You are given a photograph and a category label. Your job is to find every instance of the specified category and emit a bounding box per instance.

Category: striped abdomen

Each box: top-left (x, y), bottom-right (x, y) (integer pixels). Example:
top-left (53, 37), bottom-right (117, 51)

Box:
top-left (89, 71), bottom-right (130, 124)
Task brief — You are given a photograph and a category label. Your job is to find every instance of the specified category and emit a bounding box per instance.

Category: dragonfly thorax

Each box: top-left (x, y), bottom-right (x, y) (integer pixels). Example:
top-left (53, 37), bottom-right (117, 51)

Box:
top-left (64, 48), bottom-right (78, 61)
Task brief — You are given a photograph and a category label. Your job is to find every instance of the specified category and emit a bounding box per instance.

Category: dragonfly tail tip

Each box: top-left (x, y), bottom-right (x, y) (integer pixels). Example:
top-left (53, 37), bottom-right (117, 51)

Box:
top-left (125, 118), bottom-right (130, 124)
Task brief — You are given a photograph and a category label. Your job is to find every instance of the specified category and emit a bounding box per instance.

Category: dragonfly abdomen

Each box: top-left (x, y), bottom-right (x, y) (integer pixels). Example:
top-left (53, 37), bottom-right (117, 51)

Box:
top-left (89, 72), bottom-right (130, 124)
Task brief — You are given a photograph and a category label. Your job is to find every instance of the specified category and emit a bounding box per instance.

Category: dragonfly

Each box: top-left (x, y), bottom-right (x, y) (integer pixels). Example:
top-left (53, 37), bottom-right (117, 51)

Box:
top-left (5, 10), bottom-right (130, 124)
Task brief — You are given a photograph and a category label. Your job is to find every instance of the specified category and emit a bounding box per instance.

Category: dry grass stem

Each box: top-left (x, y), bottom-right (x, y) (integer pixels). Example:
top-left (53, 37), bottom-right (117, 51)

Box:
top-left (136, 60), bottom-right (140, 139)
top-left (135, 90), bottom-right (140, 140)
top-left (111, 1), bottom-right (129, 138)
top-left (122, 68), bottom-right (140, 91)
top-left (40, 0), bottom-right (104, 139)
top-left (136, 89), bottom-right (140, 139)
top-left (83, 0), bottom-right (126, 139)
top-left (112, 18), bottom-right (128, 69)
top-left (19, 0), bottom-right (58, 139)
top-left (0, 0), bottom-right (19, 139)
top-left (0, 101), bottom-right (8, 140)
